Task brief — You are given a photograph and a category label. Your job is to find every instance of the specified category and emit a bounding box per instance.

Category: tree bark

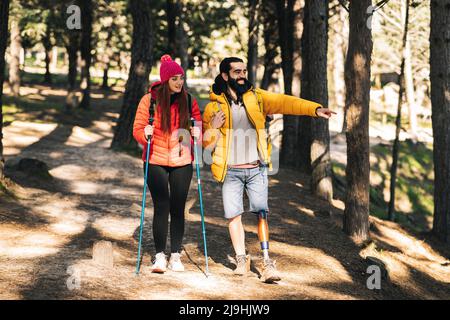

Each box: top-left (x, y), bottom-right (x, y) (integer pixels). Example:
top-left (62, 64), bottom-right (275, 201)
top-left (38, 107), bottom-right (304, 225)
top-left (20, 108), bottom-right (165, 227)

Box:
top-left (404, 38), bottom-right (418, 139)
top-left (0, 0), bottom-right (10, 180)
top-left (43, 22), bottom-right (52, 84)
top-left (111, 0), bottom-right (153, 149)
top-left (331, 1), bottom-right (347, 132)
top-left (277, 0), bottom-right (298, 168)
top-left (78, 0), bottom-right (93, 110)
top-left (101, 26), bottom-right (114, 90)
top-left (9, 16), bottom-right (21, 97)
top-left (167, 0), bottom-right (188, 86)
top-left (292, 0), bottom-right (303, 97)
top-left (301, 0), bottom-right (332, 202)
top-left (296, 0), bottom-right (311, 174)
top-left (388, 0), bottom-right (410, 221)
top-left (176, 0), bottom-right (188, 84)
top-left (430, 0), bottom-right (450, 243)
top-left (247, 0), bottom-right (259, 86)
top-left (65, 39), bottom-right (78, 113)
top-left (343, 0), bottom-right (373, 242)
top-left (260, 0), bottom-right (279, 90)
top-left (166, 0), bottom-right (177, 55)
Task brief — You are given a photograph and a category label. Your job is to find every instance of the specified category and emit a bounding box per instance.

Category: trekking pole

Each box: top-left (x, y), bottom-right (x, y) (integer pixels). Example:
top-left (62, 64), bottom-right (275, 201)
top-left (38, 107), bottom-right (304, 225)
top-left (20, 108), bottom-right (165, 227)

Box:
top-left (191, 118), bottom-right (210, 277)
top-left (135, 123), bottom-right (153, 275)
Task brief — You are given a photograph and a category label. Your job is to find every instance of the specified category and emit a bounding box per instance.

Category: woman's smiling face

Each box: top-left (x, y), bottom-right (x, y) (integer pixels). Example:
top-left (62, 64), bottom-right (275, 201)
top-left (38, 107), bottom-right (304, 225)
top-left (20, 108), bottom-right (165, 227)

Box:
top-left (168, 74), bottom-right (184, 93)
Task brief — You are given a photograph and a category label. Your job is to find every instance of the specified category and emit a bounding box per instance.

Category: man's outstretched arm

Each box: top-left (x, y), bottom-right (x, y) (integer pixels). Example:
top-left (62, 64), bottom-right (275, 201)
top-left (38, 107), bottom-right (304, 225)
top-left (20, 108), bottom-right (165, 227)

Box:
top-left (257, 88), bottom-right (334, 118)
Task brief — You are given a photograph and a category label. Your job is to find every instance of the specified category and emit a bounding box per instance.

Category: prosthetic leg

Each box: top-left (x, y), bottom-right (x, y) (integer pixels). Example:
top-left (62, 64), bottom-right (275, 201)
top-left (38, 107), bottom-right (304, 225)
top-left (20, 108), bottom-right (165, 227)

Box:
top-left (257, 209), bottom-right (281, 283)
top-left (258, 209), bottom-right (270, 261)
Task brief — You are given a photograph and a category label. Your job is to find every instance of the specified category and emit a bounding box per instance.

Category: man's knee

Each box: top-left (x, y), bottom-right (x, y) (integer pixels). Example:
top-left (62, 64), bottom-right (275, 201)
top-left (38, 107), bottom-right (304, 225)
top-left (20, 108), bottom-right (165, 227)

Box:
top-left (228, 214), bottom-right (242, 224)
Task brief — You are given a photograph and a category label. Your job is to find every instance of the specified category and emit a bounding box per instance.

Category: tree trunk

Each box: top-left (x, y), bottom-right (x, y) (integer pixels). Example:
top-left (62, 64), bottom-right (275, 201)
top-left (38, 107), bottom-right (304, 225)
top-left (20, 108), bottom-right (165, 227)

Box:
top-left (111, 0), bottom-right (154, 149)
top-left (102, 66), bottom-right (109, 89)
top-left (65, 34), bottom-right (79, 113)
top-left (247, 0), bottom-right (259, 86)
top-left (331, 1), bottom-right (347, 132)
top-left (166, 0), bottom-right (177, 55)
top-left (78, 0), bottom-right (93, 110)
top-left (176, 0), bottom-right (188, 85)
top-left (0, 0), bottom-right (10, 180)
top-left (301, 0), bottom-right (332, 202)
top-left (102, 26), bottom-right (113, 90)
top-left (260, 0), bottom-right (279, 90)
top-left (343, 0), bottom-right (373, 242)
top-left (296, 0), bottom-right (311, 174)
top-left (167, 0), bottom-right (189, 86)
top-left (404, 38), bottom-right (418, 139)
top-left (277, 0), bottom-right (298, 168)
top-left (292, 0), bottom-right (303, 97)
top-left (43, 23), bottom-right (52, 84)
top-left (388, 0), bottom-right (410, 222)
top-left (430, 0), bottom-right (450, 243)
top-left (9, 16), bottom-right (21, 97)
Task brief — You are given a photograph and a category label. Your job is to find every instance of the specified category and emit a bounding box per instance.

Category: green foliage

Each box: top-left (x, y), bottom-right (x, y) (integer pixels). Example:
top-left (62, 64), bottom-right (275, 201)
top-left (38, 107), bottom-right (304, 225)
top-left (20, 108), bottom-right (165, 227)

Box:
top-left (150, 0), bottom-right (237, 70)
top-left (333, 140), bottom-right (434, 232)
top-left (92, 0), bottom-right (131, 71)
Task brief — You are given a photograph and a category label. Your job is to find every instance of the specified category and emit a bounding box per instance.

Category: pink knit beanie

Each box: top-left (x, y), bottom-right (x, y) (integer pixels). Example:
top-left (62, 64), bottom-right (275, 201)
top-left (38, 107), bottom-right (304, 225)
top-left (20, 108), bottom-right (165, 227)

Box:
top-left (159, 54), bottom-right (184, 83)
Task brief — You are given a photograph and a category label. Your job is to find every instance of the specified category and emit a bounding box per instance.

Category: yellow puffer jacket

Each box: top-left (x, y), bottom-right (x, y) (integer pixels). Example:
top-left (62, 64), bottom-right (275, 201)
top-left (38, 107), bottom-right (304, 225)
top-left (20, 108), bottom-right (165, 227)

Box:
top-left (202, 87), bottom-right (322, 182)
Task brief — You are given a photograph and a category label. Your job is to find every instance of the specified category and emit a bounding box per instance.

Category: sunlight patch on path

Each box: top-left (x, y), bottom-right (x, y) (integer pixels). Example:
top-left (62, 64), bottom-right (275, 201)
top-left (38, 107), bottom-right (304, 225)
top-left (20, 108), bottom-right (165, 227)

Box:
top-left (3, 121), bottom-right (57, 156)
top-left (93, 216), bottom-right (139, 240)
top-left (65, 126), bottom-right (105, 147)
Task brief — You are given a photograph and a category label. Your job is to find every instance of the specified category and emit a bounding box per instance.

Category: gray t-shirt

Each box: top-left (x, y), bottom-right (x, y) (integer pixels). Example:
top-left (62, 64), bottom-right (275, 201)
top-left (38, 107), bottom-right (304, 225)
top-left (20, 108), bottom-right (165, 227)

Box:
top-left (227, 100), bottom-right (261, 165)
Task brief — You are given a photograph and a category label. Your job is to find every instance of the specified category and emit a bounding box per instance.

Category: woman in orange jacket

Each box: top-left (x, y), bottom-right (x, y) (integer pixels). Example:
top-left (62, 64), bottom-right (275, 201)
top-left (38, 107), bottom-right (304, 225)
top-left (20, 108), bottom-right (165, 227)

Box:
top-left (133, 55), bottom-right (202, 273)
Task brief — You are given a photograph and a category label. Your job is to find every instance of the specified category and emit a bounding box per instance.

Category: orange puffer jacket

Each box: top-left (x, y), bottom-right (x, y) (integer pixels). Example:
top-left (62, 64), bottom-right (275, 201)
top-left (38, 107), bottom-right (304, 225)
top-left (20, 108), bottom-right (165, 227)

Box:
top-left (133, 81), bottom-right (202, 167)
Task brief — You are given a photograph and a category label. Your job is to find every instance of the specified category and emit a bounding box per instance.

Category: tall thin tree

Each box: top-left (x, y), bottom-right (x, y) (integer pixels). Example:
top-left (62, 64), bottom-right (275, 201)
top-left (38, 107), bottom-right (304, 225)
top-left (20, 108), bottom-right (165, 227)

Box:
top-left (0, 0), bottom-right (10, 180)
top-left (166, 0), bottom-right (188, 86)
top-left (388, 0), bottom-right (410, 221)
top-left (430, 0), bottom-right (450, 243)
top-left (78, 0), bottom-right (93, 109)
top-left (111, 0), bottom-right (153, 149)
top-left (343, 0), bottom-right (373, 242)
top-left (43, 10), bottom-right (53, 84)
top-left (277, 0), bottom-right (299, 168)
top-left (9, 14), bottom-right (21, 97)
top-left (260, 0), bottom-right (280, 90)
top-left (301, 0), bottom-right (332, 201)
top-left (247, 0), bottom-right (260, 86)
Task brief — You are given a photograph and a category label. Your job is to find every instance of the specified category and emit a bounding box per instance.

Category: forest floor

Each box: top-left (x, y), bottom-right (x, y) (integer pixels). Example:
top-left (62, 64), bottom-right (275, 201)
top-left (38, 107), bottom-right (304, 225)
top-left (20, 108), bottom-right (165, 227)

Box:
top-left (0, 82), bottom-right (449, 300)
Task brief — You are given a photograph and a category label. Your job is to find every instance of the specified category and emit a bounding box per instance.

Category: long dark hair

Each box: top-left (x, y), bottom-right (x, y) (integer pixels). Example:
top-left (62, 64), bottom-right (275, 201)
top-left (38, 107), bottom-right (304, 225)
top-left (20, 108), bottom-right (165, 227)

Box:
top-left (156, 82), bottom-right (189, 134)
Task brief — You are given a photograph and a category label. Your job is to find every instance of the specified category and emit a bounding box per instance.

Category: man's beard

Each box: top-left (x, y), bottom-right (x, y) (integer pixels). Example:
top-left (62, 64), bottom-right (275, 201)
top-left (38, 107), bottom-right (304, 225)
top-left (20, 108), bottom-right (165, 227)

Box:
top-left (228, 77), bottom-right (252, 96)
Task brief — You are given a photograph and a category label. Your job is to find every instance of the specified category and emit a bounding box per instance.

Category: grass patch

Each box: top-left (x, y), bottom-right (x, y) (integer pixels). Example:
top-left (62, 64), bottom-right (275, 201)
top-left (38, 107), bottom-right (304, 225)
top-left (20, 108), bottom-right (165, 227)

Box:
top-left (20, 70), bottom-right (127, 89)
top-left (332, 140), bottom-right (434, 232)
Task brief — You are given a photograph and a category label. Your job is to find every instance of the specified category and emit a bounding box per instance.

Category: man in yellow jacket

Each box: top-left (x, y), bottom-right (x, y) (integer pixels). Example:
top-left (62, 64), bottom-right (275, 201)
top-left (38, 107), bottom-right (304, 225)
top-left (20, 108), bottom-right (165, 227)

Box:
top-left (202, 57), bottom-right (335, 283)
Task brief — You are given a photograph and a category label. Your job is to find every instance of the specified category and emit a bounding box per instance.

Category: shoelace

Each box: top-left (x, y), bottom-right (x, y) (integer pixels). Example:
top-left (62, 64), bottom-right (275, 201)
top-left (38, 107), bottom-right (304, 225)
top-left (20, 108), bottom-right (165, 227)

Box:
top-left (236, 255), bottom-right (247, 265)
top-left (154, 253), bottom-right (166, 264)
top-left (171, 254), bottom-right (181, 263)
top-left (264, 259), bottom-right (276, 269)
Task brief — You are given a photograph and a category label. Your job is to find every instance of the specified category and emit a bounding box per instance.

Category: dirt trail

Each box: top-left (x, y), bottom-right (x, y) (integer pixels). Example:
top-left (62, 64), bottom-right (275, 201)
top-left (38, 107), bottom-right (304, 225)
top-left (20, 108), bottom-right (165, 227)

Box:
top-left (0, 87), bottom-right (449, 300)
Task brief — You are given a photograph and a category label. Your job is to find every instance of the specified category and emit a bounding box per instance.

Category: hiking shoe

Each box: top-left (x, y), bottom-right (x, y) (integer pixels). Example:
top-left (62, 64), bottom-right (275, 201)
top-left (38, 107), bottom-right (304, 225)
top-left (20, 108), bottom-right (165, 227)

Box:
top-left (261, 259), bottom-right (281, 283)
top-left (168, 252), bottom-right (185, 272)
top-left (233, 254), bottom-right (250, 276)
top-left (151, 252), bottom-right (167, 273)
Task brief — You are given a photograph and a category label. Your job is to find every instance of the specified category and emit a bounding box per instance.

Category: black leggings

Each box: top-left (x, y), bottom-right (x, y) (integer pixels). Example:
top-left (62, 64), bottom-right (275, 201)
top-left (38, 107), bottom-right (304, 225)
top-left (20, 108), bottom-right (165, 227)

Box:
top-left (145, 163), bottom-right (193, 254)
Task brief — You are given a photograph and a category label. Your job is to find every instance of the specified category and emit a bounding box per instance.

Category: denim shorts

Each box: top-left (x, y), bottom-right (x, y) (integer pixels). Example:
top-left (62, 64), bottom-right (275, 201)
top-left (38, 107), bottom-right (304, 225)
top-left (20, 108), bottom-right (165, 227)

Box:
top-left (222, 165), bottom-right (269, 219)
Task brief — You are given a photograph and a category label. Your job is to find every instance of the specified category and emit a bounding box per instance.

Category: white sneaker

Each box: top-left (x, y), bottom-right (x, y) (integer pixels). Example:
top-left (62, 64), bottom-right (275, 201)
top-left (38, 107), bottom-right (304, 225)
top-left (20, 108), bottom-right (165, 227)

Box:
top-left (168, 252), bottom-right (185, 272)
top-left (151, 252), bottom-right (167, 273)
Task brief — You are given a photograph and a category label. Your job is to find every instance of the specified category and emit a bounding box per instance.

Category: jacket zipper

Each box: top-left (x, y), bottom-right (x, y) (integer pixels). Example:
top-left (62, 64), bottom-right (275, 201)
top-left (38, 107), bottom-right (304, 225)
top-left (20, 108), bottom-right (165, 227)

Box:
top-left (220, 95), bottom-right (232, 182)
